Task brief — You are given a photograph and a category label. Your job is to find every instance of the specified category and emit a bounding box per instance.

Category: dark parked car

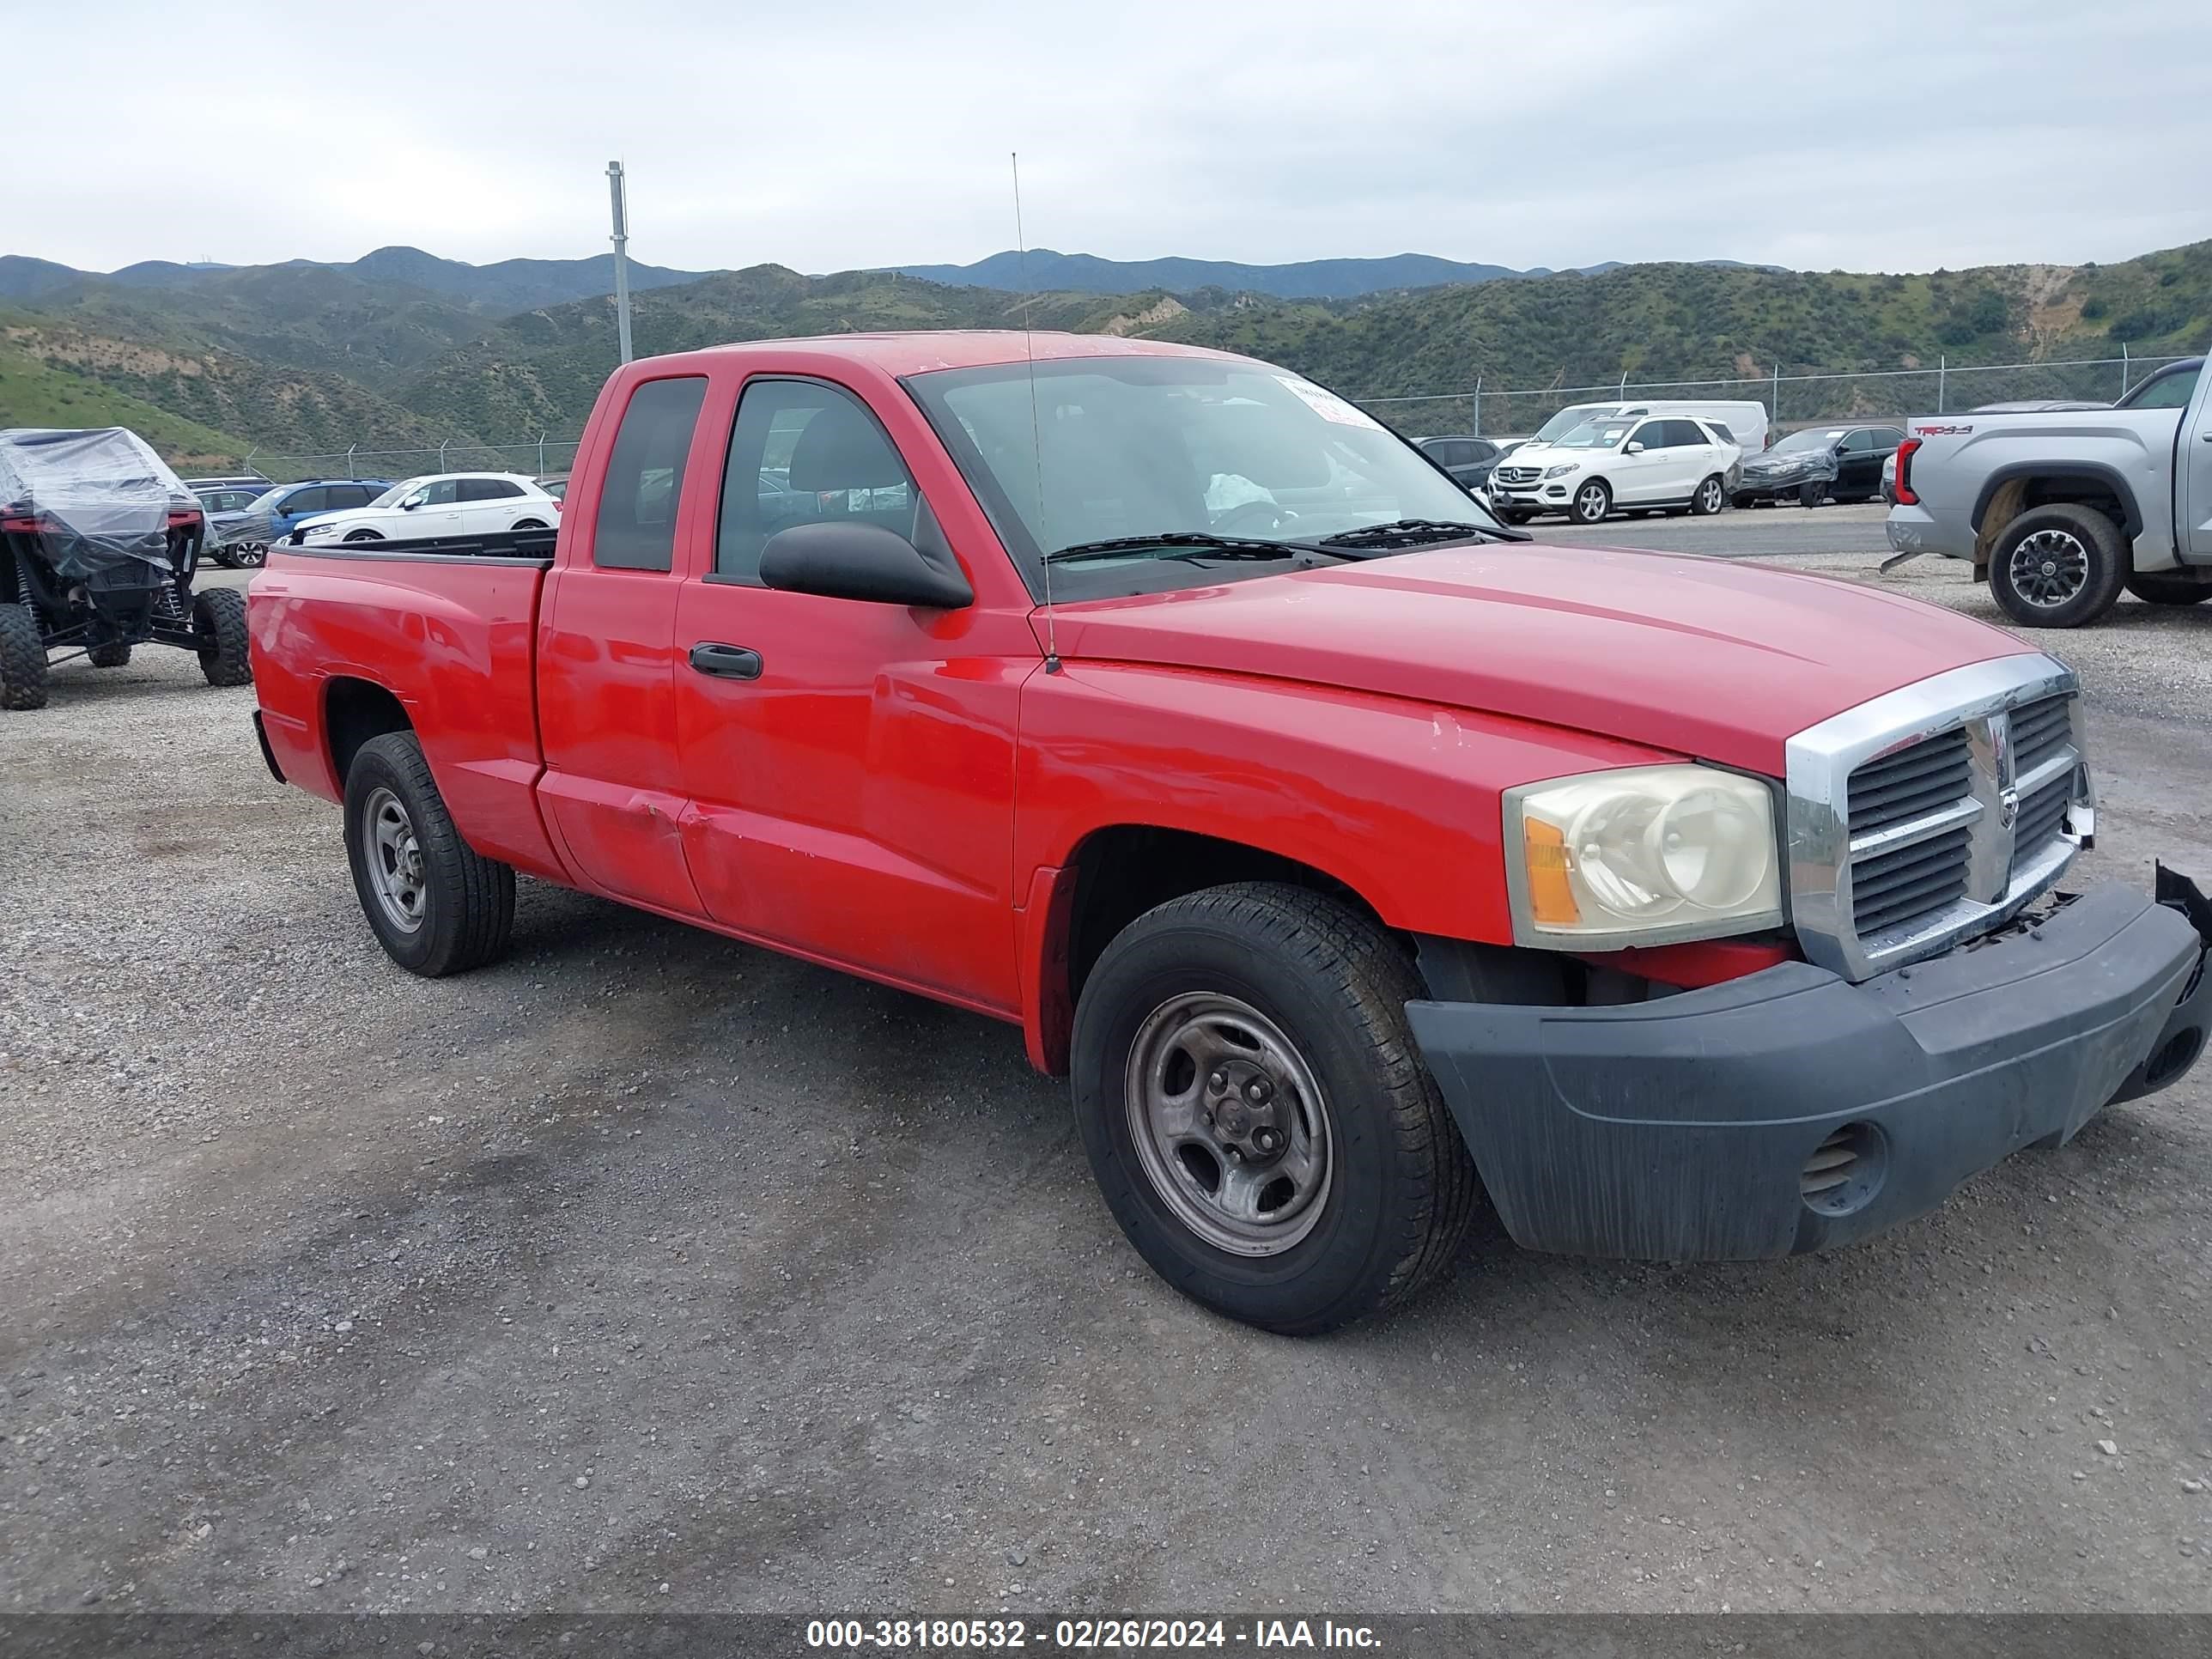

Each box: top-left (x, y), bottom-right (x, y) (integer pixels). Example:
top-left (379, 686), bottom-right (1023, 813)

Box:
top-left (1416, 435), bottom-right (1510, 492)
top-left (207, 477), bottom-right (392, 568)
top-left (1733, 423), bottom-right (1904, 508)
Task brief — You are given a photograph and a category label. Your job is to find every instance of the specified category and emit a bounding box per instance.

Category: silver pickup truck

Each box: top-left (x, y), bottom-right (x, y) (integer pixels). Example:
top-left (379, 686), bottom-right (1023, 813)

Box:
top-left (1885, 355), bottom-right (2212, 626)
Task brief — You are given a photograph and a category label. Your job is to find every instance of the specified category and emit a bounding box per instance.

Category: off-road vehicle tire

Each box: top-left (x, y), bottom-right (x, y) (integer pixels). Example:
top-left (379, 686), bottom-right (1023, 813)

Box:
top-left (343, 732), bottom-right (515, 977)
top-left (87, 641), bottom-right (132, 668)
top-left (2125, 574), bottom-right (2212, 607)
top-left (191, 587), bottom-right (252, 686)
top-left (1568, 478), bottom-right (1612, 526)
top-left (0, 603), bottom-right (48, 709)
top-left (1070, 881), bottom-right (1480, 1335)
top-left (1989, 503), bottom-right (2128, 629)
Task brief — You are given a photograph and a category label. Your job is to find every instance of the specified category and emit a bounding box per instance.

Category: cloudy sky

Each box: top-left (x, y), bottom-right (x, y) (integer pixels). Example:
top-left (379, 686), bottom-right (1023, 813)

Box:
top-left (17, 0), bottom-right (2210, 277)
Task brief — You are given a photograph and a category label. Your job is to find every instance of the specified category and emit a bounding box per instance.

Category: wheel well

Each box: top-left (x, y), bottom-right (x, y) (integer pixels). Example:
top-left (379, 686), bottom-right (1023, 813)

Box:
top-left (325, 678), bottom-right (412, 785)
top-left (1974, 469), bottom-right (2140, 547)
top-left (1063, 828), bottom-right (1387, 1014)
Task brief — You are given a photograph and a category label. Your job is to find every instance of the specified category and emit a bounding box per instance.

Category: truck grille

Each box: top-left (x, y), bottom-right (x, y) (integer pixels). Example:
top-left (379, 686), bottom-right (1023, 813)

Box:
top-left (1787, 656), bottom-right (2088, 981)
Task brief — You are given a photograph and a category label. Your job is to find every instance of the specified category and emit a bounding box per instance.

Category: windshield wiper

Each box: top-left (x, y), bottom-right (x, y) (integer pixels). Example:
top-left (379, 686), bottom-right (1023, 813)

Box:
top-left (1316, 518), bottom-right (1528, 550)
top-left (1042, 532), bottom-right (1344, 566)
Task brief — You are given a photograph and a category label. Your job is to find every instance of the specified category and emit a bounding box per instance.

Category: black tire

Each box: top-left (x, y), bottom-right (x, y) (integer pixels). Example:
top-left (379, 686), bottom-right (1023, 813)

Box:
top-left (0, 603), bottom-right (48, 710)
top-left (1988, 503), bottom-right (2128, 629)
top-left (343, 528), bottom-right (384, 544)
top-left (231, 543), bottom-right (268, 569)
top-left (209, 548), bottom-right (238, 569)
top-left (1730, 492), bottom-right (1755, 510)
top-left (1798, 481), bottom-right (1825, 508)
top-left (343, 732), bottom-right (516, 977)
top-left (1568, 478), bottom-right (1612, 526)
top-left (191, 586), bottom-right (253, 686)
top-left (511, 518), bottom-right (547, 532)
top-left (87, 641), bottom-right (132, 669)
top-left (1496, 507), bottom-right (1534, 526)
top-left (1692, 475), bottom-right (1726, 516)
top-left (1070, 882), bottom-right (1480, 1335)
top-left (2125, 574), bottom-right (2212, 607)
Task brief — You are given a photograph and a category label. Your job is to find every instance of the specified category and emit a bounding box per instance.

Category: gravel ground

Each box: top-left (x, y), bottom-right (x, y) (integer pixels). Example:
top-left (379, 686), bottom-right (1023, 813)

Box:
top-left (4, 553), bottom-right (2212, 1617)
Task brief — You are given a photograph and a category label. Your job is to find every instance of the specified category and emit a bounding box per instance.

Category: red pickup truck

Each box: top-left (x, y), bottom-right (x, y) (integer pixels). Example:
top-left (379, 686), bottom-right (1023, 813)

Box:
top-left (248, 332), bottom-right (2212, 1334)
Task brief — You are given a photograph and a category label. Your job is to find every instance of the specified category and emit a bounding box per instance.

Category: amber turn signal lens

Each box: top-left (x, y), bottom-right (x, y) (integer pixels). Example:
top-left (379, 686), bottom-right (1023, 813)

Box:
top-left (1522, 817), bottom-right (1581, 927)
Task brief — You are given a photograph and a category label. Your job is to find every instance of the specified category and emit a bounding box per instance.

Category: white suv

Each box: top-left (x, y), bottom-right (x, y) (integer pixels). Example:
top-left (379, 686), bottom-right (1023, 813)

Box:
top-left (1487, 415), bottom-right (1740, 526)
top-left (293, 472), bottom-right (559, 544)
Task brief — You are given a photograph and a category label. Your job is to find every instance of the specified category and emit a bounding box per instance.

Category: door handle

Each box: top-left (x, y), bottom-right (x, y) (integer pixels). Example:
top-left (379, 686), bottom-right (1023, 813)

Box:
top-left (689, 642), bottom-right (763, 680)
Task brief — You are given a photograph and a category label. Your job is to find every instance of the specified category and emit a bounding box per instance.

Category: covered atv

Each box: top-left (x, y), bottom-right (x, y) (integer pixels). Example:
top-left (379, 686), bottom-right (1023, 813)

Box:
top-left (0, 427), bottom-right (250, 710)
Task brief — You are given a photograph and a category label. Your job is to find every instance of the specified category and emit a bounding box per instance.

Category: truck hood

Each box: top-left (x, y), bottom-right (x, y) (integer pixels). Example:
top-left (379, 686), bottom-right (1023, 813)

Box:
top-left (1044, 543), bottom-right (2032, 774)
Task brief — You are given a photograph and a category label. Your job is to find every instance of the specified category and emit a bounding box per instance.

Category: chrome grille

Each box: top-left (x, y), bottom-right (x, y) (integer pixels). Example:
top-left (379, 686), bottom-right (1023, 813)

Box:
top-left (1493, 465), bottom-right (1541, 486)
top-left (1846, 727), bottom-right (1972, 836)
top-left (1787, 655), bottom-right (2090, 981)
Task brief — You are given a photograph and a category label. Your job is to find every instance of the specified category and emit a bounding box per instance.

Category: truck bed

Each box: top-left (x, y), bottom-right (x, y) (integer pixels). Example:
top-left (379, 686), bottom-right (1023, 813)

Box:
top-left (251, 534), bottom-right (566, 879)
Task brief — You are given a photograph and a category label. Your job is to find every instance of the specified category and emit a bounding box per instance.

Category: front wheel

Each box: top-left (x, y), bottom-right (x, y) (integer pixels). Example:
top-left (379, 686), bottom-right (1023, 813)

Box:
top-left (1692, 475), bottom-right (1726, 516)
top-left (1989, 504), bottom-right (2128, 629)
top-left (191, 586), bottom-right (252, 686)
top-left (343, 528), bottom-right (384, 544)
top-left (1070, 883), bottom-right (1480, 1335)
top-left (1798, 481), bottom-right (1826, 508)
top-left (231, 543), bottom-right (268, 569)
top-left (2125, 574), bottom-right (2212, 606)
top-left (0, 604), bottom-right (49, 710)
top-left (1568, 479), bottom-right (1612, 526)
top-left (343, 732), bottom-right (516, 976)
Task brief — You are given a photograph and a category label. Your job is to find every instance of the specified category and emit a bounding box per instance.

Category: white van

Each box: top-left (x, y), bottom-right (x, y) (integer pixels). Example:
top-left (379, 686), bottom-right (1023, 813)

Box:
top-left (1524, 399), bottom-right (1769, 454)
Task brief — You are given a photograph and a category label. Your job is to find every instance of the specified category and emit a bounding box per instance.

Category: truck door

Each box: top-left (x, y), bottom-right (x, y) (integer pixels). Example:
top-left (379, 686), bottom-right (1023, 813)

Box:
top-left (670, 374), bottom-right (1027, 1015)
top-left (2185, 368), bottom-right (2212, 561)
top-left (536, 374), bottom-right (714, 918)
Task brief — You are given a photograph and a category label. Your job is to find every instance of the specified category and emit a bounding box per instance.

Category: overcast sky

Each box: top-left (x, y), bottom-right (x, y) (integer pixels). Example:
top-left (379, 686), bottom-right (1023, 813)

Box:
top-left (15, 0), bottom-right (2209, 278)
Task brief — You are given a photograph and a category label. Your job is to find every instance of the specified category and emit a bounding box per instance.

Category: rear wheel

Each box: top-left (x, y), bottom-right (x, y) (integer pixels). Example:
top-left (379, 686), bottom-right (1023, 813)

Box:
top-left (1070, 882), bottom-right (1480, 1335)
top-left (191, 586), bottom-right (252, 686)
top-left (1988, 503), bottom-right (2128, 629)
top-left (1569, 478), bottom-right (1612, 526)
top-left (87, 641), bottom-right (132, 669)
top-left (343, 732), bottom-right (515, 976)
top-left (1692, 475), bottom-right (1726, 516)
top-left (511, 518), bottom-right (547, 532)
top-left (2125, 574), bottom-right (2212, 607)
top-left (0, 604), bottom-right (48, 710)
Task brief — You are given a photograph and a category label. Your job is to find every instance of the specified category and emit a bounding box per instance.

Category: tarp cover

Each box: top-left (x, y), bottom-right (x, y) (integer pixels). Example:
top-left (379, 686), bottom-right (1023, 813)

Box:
top-left (0, 427), bottom-right (194, 580)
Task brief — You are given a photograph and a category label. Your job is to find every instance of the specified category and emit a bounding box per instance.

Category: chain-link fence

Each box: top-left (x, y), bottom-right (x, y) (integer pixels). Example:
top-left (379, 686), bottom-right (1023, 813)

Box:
top-left (1353, 352), bottom-right (2194, 441)
top-left (228, 351), bottom-right (2196, 479)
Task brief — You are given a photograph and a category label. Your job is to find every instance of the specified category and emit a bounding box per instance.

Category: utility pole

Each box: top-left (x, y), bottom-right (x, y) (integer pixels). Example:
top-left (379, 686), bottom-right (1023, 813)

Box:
top-left (607, 161), bottom-right (635, 366)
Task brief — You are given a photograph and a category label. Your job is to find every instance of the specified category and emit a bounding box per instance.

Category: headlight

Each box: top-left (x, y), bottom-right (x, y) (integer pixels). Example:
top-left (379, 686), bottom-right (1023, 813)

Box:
top-left (301, 523), bottom-right (335, 538)
top-left (1504, 765), bottom-right (1782, 947)
top-left (1543, 463), bottom-right (1579, 478)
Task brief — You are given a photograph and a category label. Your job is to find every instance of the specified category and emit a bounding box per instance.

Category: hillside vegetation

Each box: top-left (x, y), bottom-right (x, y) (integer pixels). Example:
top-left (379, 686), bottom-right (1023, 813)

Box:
top-left (0, 237), bottom-right (2204, 463)
top-left (0, 337), bottom-right (252, 465)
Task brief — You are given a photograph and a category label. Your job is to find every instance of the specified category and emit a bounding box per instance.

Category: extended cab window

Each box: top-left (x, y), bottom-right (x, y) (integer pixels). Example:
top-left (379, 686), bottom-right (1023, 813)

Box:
top-left (714, 379), bottom-right (919, 584)
top-left (595, 375), bottom-right (708, 571)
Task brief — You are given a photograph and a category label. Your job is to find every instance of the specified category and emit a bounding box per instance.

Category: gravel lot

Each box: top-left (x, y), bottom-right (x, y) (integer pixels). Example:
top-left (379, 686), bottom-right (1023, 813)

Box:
top-left (5, 545), bottom-right (2212, 1617)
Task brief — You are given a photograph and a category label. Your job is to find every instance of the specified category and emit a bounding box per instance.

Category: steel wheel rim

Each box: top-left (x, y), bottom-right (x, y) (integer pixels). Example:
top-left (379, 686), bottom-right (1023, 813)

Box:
top-left (2010, 528), bottom-right (2089, 608)
top-left (1124, 992), bottom-right (1333, 1257)
top-left (362, 786), bottom-right (428, 934)
top-left (1577, 484), bottom-right (1607, 520)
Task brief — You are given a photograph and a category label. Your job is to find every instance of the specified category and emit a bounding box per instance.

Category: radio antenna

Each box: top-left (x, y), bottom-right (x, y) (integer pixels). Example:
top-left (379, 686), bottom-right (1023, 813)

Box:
top-left (1012, 150), bottom-right (1060, 673)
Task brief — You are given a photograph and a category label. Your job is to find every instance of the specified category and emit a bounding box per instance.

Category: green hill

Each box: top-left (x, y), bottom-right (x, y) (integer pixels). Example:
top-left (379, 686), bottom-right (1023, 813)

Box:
top-left (0, 337), bottom-right (251, 465)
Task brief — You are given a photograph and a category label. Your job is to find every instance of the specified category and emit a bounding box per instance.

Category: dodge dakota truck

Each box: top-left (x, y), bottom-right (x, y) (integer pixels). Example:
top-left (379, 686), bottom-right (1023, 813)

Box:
top-left (248, 332), bottom-right (2212, 1334)
top-left (1885, 354), bottom-right (2212, 626)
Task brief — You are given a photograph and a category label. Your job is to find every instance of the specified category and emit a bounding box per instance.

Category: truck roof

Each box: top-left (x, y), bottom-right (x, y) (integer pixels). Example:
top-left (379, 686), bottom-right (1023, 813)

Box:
top-left (680, 330), bottom-right (1233, 376)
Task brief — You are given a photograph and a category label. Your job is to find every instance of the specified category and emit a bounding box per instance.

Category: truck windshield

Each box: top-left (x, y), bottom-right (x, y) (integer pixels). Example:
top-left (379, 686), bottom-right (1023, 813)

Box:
top-left (904, 356), bottom-right (1509, 593)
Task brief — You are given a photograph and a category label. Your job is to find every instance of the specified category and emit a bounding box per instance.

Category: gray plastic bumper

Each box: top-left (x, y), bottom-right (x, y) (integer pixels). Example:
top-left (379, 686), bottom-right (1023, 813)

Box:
top-left (1407, 880), bottom-right (2209, 1261)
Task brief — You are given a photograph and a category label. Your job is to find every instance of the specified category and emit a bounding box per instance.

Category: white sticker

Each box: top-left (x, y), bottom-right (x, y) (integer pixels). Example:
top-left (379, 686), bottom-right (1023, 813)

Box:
top-left (1276, 375), bottom-right (1384, 430)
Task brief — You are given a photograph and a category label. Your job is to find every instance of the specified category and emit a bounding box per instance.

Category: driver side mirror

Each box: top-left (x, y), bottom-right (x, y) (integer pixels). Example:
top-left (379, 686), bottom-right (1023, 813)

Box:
top-left (1625, 441), bottom-right (1646, 455)
top-left (401, 497), bottom-right (422, 510)
top-left (759, 520), bottom-right (973, 610)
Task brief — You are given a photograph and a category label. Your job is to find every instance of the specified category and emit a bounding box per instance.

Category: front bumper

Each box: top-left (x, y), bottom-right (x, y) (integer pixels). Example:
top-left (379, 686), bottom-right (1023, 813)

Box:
top-left (1406, 879), bottom-right (2209, 1261)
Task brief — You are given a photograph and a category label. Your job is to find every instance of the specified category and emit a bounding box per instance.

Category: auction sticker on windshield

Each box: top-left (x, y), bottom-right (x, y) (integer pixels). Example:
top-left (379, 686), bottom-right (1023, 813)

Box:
top-left (1276, 375), bottom-right (1384, 429)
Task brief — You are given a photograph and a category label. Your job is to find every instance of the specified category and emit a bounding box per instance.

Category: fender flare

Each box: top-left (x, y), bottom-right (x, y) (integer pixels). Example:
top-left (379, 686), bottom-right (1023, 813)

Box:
top-left (1970, 460), bottom-right (2143, 543)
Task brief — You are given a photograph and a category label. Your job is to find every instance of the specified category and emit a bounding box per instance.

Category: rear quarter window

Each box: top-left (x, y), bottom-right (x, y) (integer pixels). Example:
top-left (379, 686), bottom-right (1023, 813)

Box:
top-left (594, 377), bottom-right (710, 571)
